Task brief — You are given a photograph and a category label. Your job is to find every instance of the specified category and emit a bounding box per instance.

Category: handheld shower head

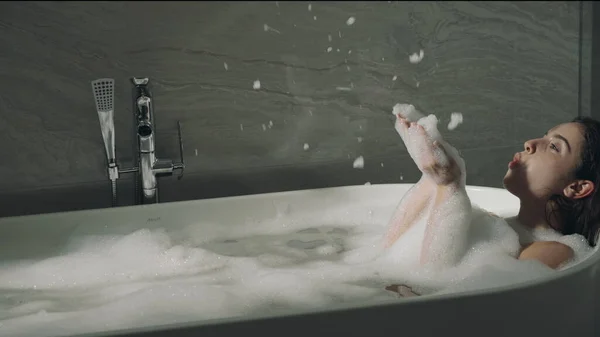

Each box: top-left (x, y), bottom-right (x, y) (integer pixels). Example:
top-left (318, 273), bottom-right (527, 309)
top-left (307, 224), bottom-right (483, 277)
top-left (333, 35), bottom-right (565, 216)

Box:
top-left (91, 78), bottom-right (116, 167)
top-left (91, 78), bottom-right (120, 185)
top-left (92, 78), bottom-right (121, 207)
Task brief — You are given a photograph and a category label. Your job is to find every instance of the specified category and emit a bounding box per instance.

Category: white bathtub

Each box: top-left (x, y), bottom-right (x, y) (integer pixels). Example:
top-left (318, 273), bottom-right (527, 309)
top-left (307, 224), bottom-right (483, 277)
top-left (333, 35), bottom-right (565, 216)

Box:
top-left (0, 183), bottom-right (598, 337)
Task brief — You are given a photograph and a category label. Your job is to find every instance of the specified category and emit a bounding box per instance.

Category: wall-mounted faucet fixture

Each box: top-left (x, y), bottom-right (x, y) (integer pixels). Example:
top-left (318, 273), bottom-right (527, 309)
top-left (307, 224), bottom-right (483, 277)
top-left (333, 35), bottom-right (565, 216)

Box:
top-left (132, 77), bottom-right (185, 204)
top-left (91, 77), bottom-right (185, 207)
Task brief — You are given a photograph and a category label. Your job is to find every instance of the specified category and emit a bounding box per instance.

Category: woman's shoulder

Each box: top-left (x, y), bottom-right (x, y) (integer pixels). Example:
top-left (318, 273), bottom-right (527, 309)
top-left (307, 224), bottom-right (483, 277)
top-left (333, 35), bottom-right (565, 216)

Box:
top-left (518, 240), bottom-right (574, 269)
top-left (498, 214), bottom-right (596, 268)
top-left (528, 230), bottom-right (594, 269)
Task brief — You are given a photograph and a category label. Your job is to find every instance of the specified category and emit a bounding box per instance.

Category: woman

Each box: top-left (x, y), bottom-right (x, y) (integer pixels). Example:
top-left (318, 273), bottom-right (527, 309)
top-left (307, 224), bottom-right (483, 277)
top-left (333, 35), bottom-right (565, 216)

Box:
top-left (383, 105), bottom-right (600, 296)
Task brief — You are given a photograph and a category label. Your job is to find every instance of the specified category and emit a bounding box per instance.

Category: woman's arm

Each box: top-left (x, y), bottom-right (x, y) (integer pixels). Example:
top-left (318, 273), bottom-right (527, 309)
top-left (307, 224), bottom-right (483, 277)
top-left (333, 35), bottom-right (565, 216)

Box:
top-left (518, 241), bottom-right (574, 269)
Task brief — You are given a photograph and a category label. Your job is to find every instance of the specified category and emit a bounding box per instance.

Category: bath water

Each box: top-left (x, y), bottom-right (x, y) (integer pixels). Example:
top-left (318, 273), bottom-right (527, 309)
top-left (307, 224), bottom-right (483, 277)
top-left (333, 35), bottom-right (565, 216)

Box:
top-left (0, 195), bottom-right (594, 337)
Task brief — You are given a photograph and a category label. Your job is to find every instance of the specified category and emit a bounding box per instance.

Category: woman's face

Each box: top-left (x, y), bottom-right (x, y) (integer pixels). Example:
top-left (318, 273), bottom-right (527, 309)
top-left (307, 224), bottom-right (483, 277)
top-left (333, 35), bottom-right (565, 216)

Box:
top-left (503, 122), bottom-right (585, 200)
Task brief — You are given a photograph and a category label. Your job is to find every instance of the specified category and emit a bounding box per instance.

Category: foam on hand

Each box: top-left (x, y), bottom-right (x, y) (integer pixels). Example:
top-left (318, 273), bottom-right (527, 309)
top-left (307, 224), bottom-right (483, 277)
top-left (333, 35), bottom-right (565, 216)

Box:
top-left (393, 104), bottom-right (448, 169)
top-left (393, 103), bottom-right (467, 186)
top-left (392, 103), bottom-right (422, 122)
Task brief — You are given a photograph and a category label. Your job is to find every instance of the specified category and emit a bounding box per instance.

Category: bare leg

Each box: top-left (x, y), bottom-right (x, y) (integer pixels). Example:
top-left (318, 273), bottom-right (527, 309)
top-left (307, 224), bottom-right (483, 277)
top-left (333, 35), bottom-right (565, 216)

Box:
top-left (419, 184), bottom-right (472, 266)
top-left (403, 118), bottom-right (471, 267)
top-left (386, 108), bottom-right (472, 267)
top-left (384, 113), bottom-right (437, 248)
top-left (384, 114), bottom-right (460, 247)
top-left (383, 175), bottom-right (434, 248)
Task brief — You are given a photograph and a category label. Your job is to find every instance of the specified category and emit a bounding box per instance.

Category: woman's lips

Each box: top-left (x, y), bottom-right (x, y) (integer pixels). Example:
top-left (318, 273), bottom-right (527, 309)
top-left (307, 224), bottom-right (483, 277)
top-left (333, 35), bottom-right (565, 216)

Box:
top-left (508, 153), bottom-right (520, 169)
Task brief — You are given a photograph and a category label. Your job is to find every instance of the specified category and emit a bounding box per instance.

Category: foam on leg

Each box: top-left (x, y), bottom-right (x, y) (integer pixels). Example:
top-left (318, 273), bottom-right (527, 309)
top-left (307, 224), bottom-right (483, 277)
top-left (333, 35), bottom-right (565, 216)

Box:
top-left (383, 176), bottom-right (435, 248)
top-left (420, 185), bottom-right (473, 268)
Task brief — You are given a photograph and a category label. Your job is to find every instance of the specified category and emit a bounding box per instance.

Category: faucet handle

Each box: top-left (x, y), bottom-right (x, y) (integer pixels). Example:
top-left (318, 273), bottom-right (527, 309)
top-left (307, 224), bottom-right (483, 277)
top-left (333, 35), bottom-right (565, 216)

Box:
top-left (174, 120), bottom-right (185, 180)
top-left (132, 77), bottom-right (149, 86)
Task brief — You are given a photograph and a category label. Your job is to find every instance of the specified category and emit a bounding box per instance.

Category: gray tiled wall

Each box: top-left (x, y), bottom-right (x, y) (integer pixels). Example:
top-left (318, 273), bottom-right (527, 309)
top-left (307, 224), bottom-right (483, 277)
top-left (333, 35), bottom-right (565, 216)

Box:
top-left (0, 1), bottom-right (585, 217)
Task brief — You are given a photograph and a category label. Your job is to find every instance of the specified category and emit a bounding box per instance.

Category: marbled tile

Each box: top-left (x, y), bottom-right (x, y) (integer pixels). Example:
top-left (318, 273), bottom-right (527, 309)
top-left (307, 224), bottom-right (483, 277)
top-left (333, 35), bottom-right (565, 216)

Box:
top-left (0, 1), bottom-right (583, 208)
top-left (580, 1), bottom-right (592, 117)
top-left (0, 143), bottom-right (520, 218)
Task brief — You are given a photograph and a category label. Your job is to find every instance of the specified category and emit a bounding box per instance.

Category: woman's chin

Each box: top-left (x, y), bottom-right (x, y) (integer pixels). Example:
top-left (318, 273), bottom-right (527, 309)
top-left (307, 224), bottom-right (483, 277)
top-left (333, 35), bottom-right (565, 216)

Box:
top-left (503, 172), bottom-right (520, 196)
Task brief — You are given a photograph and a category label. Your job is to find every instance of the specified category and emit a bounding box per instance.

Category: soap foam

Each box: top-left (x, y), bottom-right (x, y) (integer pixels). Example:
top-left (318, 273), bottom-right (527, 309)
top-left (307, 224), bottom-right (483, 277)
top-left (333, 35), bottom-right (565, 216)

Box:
top-left (409, 49), bottom-right (424, 64)
top-left (353, 156), bottom-right (364, 169)
top-left (447, 112), bottom-right (463, 130)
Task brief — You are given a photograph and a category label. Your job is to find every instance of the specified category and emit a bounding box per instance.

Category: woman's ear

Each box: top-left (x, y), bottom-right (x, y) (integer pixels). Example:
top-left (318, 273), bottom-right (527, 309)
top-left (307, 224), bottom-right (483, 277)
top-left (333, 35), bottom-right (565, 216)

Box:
top-left (563, 180), bottom-right (595, 199)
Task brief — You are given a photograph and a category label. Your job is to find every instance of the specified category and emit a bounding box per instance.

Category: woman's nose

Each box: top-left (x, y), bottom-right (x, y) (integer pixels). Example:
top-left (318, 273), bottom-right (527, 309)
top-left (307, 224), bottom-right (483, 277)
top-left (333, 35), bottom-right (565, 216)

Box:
top-left (524, 139), bottom-right (536, 153)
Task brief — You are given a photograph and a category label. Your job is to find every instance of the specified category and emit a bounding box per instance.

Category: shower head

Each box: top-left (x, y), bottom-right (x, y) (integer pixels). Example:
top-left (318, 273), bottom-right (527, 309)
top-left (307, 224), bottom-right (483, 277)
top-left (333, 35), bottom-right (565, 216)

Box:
top-left (91, 78), bottom-right (116, 166)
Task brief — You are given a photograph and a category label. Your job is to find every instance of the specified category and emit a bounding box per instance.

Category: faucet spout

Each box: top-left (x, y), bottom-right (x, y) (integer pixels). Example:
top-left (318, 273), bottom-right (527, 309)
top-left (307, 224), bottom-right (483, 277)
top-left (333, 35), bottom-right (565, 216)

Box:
top-left (132, 78), bottom-right (159, 203)
top-left (130, 77), bottom-right (185, 204)
top-left (136, 96), bottom-right (153, 125)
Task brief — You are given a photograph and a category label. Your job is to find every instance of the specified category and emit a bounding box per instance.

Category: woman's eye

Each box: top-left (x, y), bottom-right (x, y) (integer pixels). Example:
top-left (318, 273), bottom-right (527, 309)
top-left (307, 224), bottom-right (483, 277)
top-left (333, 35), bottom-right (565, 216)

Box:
top-left (550, 143), bottom-right (559, 152)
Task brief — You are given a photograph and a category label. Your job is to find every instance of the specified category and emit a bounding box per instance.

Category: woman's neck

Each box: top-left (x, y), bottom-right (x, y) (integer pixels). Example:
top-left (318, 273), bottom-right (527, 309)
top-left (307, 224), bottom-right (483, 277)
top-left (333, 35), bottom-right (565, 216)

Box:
top-left (517, 199), bottom-right (557, 230)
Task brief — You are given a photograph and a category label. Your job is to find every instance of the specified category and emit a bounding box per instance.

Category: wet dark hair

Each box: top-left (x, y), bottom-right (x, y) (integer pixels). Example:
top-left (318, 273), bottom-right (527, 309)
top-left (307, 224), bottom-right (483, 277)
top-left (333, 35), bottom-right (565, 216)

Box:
top-left (546, 116), bottom-right (600, 246)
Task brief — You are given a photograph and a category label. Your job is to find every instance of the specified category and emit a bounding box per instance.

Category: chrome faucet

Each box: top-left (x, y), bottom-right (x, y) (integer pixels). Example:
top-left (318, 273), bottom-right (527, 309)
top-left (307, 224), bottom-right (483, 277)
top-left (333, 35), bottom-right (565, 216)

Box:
top-left (91, 77), bottom-right (185, 207)
top-left (132, 77), bottom-right (185, 204)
